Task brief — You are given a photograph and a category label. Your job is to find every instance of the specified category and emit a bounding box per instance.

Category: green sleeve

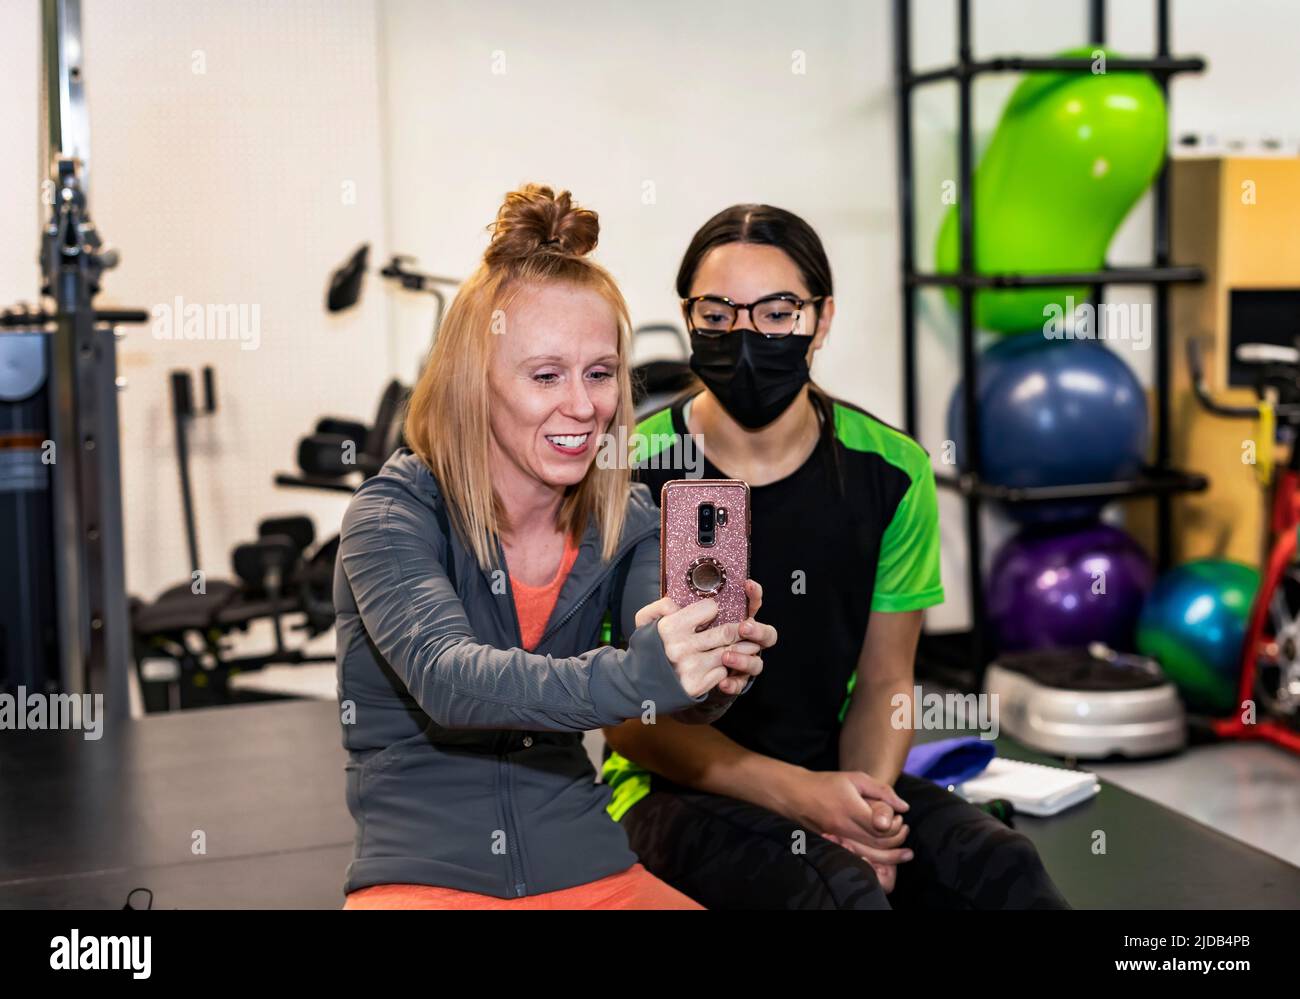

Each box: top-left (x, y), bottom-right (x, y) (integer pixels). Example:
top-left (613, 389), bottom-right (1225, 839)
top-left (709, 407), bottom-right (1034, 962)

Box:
top-left (872, 460), bottom-right (944, 614)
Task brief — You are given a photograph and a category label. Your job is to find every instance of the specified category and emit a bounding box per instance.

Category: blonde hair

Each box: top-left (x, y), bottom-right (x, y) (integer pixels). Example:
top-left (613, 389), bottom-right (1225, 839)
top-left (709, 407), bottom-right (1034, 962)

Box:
top-left (404, 184), bottom-right (635, 569)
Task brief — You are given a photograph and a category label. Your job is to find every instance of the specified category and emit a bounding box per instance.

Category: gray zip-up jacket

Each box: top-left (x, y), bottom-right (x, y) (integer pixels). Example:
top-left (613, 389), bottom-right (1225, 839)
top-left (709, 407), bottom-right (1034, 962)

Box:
top-left (334, 448), bottom-right (726, 898)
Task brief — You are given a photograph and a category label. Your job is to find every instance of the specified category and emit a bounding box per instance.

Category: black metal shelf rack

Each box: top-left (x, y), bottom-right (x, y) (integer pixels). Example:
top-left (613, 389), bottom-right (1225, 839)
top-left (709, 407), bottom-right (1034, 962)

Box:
top-left (894, 0), bottom-right (1208, 691)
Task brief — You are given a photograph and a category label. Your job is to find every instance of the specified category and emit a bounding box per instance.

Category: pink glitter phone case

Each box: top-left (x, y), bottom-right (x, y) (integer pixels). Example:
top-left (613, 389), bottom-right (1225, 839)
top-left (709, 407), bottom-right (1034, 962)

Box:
top-left (660, 479), bottom-right (751, 627)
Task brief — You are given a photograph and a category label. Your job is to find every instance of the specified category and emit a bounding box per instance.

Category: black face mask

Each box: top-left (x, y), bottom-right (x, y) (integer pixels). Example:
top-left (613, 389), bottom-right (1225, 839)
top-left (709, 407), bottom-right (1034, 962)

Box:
top-left (689, 329), bottom-right (811, 430)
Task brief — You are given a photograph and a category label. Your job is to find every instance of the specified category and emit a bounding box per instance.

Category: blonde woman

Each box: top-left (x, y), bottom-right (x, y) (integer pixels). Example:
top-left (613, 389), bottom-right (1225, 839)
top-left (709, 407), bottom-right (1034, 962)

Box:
top-left (335, 185), bottom-right (775, 909)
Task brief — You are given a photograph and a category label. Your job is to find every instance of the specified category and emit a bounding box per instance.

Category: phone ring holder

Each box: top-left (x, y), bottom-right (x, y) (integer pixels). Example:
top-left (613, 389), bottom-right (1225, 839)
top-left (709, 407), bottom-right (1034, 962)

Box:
top-left (686, 556), bottom-right (727, 597)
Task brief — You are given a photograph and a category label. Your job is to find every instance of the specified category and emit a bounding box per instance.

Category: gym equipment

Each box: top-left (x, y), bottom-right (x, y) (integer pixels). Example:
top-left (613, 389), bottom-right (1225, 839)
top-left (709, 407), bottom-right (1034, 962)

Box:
top-left (278, 379), bottom-right (409, 487)
top-left (170, 367), bottom-right (217, 571)
top-left (934, 46), bottom-right (1168, 333)
top-left (327, 244), bottom-right (369, 312)
top-left (326, 243), bottom-right (459, 343)
top-left (1127, 156), bottom-right (1300, 567)
top-left (130, 369), bottom-right (338, 711)
top-left (131, 504), bottom-right (336, 687)
top-left (630, 323), bottom-right (694, 417)
top-left (1156, 337), bottom-right (1300, 750)
top-left (899, 2), bottom-right (1207, 691)
top-left (0, 330), bottom-right (58, 686)
top-left (985, 644), bottom-right (1186, 759)
top-left (947, 335), bottom-right (1149, 521)
top-left (263, 378), bottom-right (412, 624)
top-left (1136, 558), bottom-right (1258, 717)
top-left (988, 521), bottom-right (1154, 653)
top-left (0, 0), bottom-right (149, 714)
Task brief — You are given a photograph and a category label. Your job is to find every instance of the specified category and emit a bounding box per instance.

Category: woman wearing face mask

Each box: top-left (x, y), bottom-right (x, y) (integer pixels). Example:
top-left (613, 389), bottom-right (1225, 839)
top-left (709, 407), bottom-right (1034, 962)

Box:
top-left (336, 185), bottom-right (774, 909)
top-left (602, 204), bottom-right (1069, 909)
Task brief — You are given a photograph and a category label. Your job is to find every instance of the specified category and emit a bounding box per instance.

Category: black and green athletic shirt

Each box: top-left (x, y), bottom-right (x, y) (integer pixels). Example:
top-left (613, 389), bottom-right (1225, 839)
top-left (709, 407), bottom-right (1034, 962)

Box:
top-left (603, 393), bottom-right (944, 821)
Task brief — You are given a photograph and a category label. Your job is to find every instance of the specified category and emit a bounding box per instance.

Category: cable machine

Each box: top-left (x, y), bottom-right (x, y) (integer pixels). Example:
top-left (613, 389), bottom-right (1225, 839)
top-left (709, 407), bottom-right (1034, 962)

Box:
top-left (0, 0), bottom-right (147, 717)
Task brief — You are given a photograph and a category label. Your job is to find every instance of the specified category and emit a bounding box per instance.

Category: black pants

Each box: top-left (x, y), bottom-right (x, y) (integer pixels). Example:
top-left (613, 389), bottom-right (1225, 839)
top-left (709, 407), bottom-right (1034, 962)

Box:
top-left (621, 772), bottom-right (1071, 910)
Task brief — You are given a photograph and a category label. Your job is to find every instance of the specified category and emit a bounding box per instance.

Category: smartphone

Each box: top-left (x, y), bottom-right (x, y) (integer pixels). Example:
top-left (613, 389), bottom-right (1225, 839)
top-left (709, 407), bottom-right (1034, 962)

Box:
top-left (660, 479), bottom-right (751, 627)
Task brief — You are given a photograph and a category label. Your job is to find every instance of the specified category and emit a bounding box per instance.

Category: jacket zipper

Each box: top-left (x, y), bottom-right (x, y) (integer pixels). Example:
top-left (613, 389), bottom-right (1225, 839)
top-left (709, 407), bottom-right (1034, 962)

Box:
top-left (494, 541), bottom-right (528, 897)
top-left (498, 754), bottom-right (527, 897)
top-left (533, 526), bottom-right (656, 649)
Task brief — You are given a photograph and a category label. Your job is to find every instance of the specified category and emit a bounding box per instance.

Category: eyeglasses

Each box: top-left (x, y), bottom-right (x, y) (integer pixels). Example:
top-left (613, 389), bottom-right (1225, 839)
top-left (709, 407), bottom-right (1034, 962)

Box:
top-left (682, 294), bottom-right (826, 338)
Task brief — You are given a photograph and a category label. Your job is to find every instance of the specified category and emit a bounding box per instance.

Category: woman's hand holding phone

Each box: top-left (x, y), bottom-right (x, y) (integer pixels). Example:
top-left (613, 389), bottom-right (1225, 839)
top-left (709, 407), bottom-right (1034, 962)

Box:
top-left (727, 578), bottom-right (775, 694)
top-left (635, 578), bottom-right (775, 698)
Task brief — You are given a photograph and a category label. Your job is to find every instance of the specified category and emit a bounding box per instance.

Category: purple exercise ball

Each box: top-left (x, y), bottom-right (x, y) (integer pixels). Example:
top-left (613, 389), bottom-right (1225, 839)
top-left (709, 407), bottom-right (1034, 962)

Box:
top-left (988, 522), bottom-right (1155, 652)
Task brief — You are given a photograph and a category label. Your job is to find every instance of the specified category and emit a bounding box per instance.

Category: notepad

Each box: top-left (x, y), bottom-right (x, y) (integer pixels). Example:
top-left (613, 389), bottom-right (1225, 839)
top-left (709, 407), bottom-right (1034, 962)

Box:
top-left (956, 757), bottom-right (1100, 816)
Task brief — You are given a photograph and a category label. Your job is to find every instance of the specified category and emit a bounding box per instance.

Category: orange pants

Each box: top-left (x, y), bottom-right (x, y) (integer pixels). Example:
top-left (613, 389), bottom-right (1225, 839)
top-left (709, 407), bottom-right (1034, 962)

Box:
top-left (343, 863), bottom-right (703, 910)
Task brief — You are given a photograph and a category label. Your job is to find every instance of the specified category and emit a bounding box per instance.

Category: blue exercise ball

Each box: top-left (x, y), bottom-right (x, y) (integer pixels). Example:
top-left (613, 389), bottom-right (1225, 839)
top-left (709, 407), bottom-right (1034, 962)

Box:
top-left (947, 335), bottom-right (1149, 522)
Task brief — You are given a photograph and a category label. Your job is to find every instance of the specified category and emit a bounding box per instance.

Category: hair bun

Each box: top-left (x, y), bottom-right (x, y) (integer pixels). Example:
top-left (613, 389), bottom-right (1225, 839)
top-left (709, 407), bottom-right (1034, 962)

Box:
top-left (485, 184), bottom-right (599, 265)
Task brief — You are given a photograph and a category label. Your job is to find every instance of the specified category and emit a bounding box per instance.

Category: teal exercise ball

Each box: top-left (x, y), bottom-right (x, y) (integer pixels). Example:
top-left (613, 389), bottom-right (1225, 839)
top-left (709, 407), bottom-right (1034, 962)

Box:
top-left (1136, 560), bottom-right (1259, 715)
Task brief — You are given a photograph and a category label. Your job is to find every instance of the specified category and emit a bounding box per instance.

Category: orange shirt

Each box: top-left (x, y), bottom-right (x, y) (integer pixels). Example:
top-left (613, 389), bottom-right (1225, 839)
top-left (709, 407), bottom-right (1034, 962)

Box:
top-left (344, 862), bottom-right (701, 910)
top-left (510, 534), bottom-right (581, 651)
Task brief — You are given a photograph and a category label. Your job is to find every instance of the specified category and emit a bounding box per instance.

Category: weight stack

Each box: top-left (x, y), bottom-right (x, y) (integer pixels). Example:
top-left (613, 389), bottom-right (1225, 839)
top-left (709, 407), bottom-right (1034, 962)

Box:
top-left (0, 333), bottom-right (58, 692)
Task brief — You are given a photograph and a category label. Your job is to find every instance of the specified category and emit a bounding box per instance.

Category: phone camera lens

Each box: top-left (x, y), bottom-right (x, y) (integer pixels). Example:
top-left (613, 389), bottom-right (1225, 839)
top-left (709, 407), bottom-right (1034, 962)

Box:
top-left (698, 503), bottom-right (717, 546)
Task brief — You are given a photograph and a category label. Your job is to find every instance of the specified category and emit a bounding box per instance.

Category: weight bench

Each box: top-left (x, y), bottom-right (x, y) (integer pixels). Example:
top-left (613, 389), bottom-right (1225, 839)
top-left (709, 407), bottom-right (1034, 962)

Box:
top-left (130, 517), bottom-right (336, 710)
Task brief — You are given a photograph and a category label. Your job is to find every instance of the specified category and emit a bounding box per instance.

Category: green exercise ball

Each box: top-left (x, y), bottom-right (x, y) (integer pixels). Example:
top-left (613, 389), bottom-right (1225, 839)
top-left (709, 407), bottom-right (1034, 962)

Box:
top-left (935, 47), bottom-right (1168, 333)
top-left (1136, 559), bottom-right (1259, 716)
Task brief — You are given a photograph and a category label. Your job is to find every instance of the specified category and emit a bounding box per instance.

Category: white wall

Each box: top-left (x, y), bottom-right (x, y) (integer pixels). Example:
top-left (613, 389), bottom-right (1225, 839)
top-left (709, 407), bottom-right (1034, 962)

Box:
top-left (377, 0), bottom-right (889, 387)
top-left (0, 1), bottom-right (42, 308)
